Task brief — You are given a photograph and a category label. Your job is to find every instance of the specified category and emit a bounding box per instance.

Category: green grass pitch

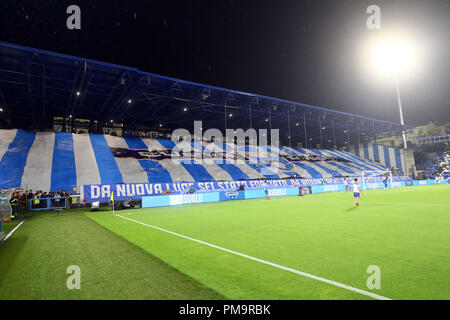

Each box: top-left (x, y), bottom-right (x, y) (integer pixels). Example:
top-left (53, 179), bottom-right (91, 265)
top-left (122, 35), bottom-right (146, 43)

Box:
top-left (0, 184), bottom-right (449, 299)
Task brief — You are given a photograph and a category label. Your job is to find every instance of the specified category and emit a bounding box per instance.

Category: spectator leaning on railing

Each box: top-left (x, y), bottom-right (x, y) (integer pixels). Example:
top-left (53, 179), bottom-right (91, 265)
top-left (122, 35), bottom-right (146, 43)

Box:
top-left (5, 189), bottom-right (74, 213)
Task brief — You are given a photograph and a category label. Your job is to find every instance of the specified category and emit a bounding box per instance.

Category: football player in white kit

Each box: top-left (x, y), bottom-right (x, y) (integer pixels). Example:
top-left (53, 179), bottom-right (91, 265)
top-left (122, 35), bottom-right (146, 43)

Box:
top-left (353, 178), bottom-right (361, 207)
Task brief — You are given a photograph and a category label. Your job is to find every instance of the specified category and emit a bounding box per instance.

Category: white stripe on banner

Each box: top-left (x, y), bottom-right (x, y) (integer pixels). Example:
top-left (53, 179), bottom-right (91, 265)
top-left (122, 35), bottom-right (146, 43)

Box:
top-left (340, 149), bottom-right (383, 171)
top-left (359, 154), bottom-right (385, 170)
top-left (351, 148), bottom-right (384, 170)
top-left (389, 148), bottom-right (396, 169)
top-left (104, 135), bottom-right (149, 183)
top-left (225, 143), bottom-right (266, 179)
top-left (189, 142), bottom-right (230, 181)
top-left (73, 133), bottom-right (101, 187)
top-left (313, 150), bottom-right (357, 176)
top-left (319, 162), bottom-right (344, 176)
top-left (320, 150), bottom-right (359, 174)
top-left (358, 145), bottom-right (364, 160)
top-left (363, 145), bottom-right (387, 170)
top-left (400, 149), bottom-right (406, 174)
top-left (193, 142), bottom-right (233, 181)
top-left (143, 139), bottom-right (195, 182)
top-left (199, 142), bottom-right (234, 181)
top-left (298, 148), bottom-right (314, 155)
top-left (21, 132), bottom-right (55, 191)
top-left (305, 151), bottom-right (342, 175)
top-left (238, 144), bottom-right (283, 179)
top-left (378, 145), bottom-right (386, 167)
top-left (305, 161), bottom-right (333, 177)
top-left (0, 129), bottom-right (17, 163)
top-left (368, 144), bottom-right (374, 161)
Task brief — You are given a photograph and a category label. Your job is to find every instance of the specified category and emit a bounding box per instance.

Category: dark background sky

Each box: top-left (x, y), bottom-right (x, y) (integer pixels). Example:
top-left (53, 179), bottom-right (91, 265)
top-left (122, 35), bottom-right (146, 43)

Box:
top-left (0, 0), bottom-right (448, 125)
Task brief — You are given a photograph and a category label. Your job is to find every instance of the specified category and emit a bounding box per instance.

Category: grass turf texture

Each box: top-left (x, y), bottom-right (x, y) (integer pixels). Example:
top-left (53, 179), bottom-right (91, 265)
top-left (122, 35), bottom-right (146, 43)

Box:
top-left (0, 184), bottom-right (449, 299)
top-left (1, 219), bottom-right (22, 237)
top-left (87, 185), bottom-right (450, 300)
top-left (0, 209), bottom-right (223, 299)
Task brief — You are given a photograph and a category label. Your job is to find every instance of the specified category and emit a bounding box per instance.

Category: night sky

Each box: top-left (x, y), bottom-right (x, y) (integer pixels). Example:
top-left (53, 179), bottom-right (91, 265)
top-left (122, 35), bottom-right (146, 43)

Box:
top-left (0, 0), bottom-right (449, 125)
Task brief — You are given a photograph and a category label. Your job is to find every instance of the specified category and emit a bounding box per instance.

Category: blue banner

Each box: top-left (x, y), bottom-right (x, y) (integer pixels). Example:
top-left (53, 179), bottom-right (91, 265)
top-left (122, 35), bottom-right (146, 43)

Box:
top-left (83, 176), bottom-right (412, 203)
top-left (220, 191), bottom-right (245, 201)
top-left (114, 178), bottom-right (444, 209)
top-left (142, 192), bottom-right (220, 208)
top-left (244, 189), bottom-right (265, 199)
top-left (412, 180), bottom-right (435, 186)
top-left (142, 188), bottom-right (299, 208)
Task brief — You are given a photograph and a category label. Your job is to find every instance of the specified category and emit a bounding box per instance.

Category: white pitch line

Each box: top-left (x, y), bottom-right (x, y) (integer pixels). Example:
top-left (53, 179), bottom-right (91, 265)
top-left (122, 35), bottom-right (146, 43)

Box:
top-left (3, 220), bottom-right (25, 241)
top-left (114, 213), bottom-right (392, 300)
top-left (301, 199), bottom-right (450, 207)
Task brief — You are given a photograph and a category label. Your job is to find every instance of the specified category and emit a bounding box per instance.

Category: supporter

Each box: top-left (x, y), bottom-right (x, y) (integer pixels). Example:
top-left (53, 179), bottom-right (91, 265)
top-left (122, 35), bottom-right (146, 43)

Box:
top-left (17, 192), bottom-right (25, 213)
top-left (32, 192), bottom-right (40, 209)
top-left (67, 192), bottom-right (72, 209)
top-left (9, 189), bottom-right (75, 212)
top-left (9, 193), bottom-right (18, 218)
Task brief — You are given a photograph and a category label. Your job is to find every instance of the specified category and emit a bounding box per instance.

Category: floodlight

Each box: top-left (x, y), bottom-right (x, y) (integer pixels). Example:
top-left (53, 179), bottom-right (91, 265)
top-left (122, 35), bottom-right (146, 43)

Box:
top-left (363, 31), bottom-right (420, 78)
top-left (371, 40), bottom-right (414, 74)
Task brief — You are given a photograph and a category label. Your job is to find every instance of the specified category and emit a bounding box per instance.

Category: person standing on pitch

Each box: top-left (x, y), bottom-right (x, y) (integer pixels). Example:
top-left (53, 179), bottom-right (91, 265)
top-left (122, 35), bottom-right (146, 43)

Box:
top-left (353, 178), bottom-right (361, 207)
top-left (264, 180), bottom-right (270, 200)
top-left (343, 178), bottom-right (348, 192)
top-left (383, 176), bottom-right (388, 189)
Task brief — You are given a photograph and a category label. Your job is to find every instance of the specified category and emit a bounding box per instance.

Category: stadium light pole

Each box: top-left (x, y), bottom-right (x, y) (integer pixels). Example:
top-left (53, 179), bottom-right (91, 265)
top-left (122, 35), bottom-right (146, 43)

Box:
top-left (369, 35), bottom-right (418, 174)
top-left (370, 37), bottom-right (414, 150)
top-left (394, 77), bottom-right (408, 150)
top-left (393, 75), bottom-right (410, 176)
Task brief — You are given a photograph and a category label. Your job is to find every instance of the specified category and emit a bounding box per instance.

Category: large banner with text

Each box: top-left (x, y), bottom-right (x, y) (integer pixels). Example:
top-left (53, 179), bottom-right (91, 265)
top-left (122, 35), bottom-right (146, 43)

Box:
top-left (83, 176), bottom-right (411, 203)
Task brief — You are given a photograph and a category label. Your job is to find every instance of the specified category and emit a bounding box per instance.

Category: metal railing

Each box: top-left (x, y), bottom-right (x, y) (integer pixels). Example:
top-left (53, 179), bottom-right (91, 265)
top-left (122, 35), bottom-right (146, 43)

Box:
top-left (29, 197), bottom-right (67, 211)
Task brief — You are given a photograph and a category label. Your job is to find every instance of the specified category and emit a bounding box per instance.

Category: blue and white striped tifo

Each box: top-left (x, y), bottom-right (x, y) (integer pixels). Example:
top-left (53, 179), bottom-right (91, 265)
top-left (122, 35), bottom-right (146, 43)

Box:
top-left (0, 129), bottom-right (388, 192)
top-left (352, 142), bottom-right (404, 173)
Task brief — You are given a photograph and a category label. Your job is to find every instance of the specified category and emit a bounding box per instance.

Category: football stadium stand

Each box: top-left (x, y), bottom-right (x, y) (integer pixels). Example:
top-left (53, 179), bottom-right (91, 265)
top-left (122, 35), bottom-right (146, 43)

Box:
top-left (0, 41), bottom-right (414, 196)
top-left (351, 142), bottom-right (406, 173)
top-left (0, 129), bottom-right (388, 192)
top-left (423, 151), bottom-right (450, 180)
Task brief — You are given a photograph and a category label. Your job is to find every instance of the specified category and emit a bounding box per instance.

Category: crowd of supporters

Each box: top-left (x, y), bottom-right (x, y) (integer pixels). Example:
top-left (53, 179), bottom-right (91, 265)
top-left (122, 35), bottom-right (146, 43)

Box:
top-left (9, 189), bottom-right (73, 216)
top-left (424, 151), bottom-right (450, 180)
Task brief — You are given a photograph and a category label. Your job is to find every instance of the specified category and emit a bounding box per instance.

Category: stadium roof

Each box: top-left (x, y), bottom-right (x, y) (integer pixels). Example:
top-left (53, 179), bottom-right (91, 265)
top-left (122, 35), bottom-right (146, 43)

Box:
top-left (0, 41), bottom-right (412, 149)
